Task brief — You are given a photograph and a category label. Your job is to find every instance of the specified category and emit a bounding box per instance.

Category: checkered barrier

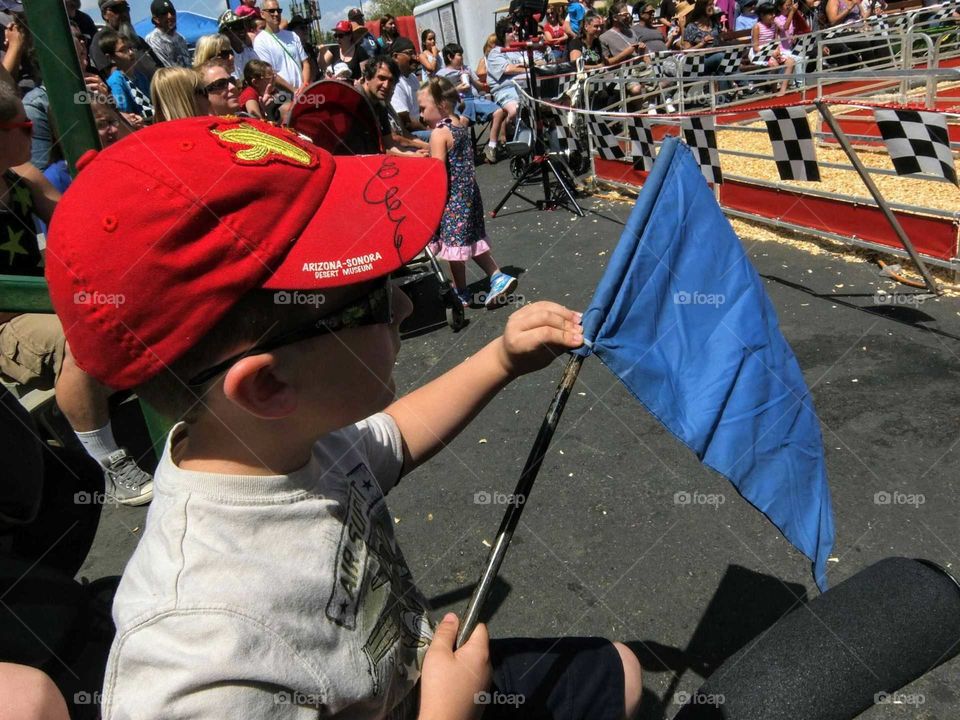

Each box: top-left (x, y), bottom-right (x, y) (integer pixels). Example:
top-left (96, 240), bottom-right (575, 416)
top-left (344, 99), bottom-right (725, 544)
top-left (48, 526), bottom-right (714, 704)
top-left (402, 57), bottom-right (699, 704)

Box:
top-left (681, 115), bottom-right (723, 185)
top-left (874, 109), bottom-right (958, 185)
top-left (588, 117), bottom-right (626, 160)
top-left (919, 0), bottom-right (960, 25)
top-left (759, 106), bottom-right (821, 182)
top-left (751, 41), bottom-right (783, 67)
top-left (543, 107), bottom-right (583, 156)
top-left (680, 51), bottom-right (706, 78)
top-left (790, 33), bottom-right (818, 63)
top-left (627, 117), bottom-right (656, 171)
top-left (717, 46), bottom-right (746, 75)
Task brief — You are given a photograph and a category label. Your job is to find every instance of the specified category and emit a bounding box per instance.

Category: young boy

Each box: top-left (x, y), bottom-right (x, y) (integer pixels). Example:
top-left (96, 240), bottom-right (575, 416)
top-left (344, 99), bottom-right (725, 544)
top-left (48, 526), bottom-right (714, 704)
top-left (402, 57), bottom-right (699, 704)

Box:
top-left (45, 116), bottom-right (642, 719)
top-left (98, 29), bottom-right (153, 126)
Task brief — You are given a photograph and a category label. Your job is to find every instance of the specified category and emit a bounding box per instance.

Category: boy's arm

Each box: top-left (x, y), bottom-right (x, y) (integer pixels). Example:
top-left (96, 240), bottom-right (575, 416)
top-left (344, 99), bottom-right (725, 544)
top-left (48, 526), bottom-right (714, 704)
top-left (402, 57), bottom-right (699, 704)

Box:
top-left (385, 301), bottom-right (583, 475)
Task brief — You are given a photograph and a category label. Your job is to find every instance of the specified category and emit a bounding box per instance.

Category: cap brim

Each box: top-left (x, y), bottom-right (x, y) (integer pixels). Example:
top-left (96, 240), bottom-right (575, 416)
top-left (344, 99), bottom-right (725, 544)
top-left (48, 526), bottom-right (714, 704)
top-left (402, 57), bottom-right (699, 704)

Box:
top-left (263, 153), bottom-right (447, 290)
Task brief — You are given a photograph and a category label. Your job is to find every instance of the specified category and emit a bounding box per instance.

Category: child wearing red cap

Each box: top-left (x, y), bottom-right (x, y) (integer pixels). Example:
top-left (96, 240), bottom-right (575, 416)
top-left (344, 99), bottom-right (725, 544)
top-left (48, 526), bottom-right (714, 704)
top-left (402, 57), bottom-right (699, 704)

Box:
top-left (45, 117), bottom-right (641, 719)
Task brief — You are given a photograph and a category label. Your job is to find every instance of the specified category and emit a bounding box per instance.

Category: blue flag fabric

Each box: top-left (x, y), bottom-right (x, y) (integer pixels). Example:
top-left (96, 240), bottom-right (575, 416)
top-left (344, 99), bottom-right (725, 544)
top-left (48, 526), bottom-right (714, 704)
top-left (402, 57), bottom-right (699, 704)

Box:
top-left (578, 137), bottom-right (834, 590)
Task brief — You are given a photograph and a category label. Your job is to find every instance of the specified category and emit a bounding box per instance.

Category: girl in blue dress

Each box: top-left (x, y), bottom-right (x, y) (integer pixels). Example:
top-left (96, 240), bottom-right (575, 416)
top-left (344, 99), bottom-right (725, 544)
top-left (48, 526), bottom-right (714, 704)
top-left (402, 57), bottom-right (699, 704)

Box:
top-left (418, 77), bottom-right (518, 307)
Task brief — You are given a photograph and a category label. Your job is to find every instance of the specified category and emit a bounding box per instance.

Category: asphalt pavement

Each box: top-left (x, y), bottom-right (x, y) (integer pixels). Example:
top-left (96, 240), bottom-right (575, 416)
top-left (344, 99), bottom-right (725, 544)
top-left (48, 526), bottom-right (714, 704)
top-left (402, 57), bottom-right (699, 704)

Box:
top-left (80, 159), bottom-right (960, 719)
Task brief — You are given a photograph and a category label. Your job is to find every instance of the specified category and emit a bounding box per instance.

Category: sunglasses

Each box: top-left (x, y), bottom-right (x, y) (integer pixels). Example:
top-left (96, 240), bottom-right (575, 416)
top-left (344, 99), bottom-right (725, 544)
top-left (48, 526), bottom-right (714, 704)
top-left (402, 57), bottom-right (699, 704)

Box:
top-left (0, 120), bottom-right (33, 133)
top-left (334, 32), bottom-right (349, 37)
top-left (263, 8), bottom-right (282, 14)
top-left (216, 49), bottom-right (235, 59)
top-left (187, 280), bottom-right (395, 386)
top-left (203, 76), bottom-right (239, 93)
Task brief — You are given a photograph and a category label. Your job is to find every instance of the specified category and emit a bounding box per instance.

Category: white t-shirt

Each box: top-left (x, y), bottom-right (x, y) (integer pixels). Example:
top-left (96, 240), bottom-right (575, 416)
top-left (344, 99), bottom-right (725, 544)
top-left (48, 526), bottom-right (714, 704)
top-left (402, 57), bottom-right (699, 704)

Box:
top-left (253, 28), bottom-right (307, 89)
top-left (101, 413), bottom-right (431, 720)
top-left (233, 44), bottom-right (260, 80)
top-left (389, 72), bottom-right (421, 119)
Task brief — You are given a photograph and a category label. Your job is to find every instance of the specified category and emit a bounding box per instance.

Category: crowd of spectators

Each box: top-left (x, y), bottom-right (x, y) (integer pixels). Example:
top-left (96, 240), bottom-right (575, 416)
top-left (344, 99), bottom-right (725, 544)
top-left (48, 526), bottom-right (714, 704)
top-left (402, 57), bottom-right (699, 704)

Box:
top-left (0, 0), bottom-right (942, 518)
top-left (0, 0), bottom-right (952, 717)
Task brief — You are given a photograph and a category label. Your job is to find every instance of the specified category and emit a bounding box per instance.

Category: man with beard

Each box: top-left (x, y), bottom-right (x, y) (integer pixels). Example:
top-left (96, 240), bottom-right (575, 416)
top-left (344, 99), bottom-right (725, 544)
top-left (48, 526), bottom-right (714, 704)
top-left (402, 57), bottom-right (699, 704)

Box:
top-left (90, 0), bottom-right (159, 79)
top-left (145, 0), bottom-right (190, 68)
top-left (360, 57), bottom-right (426, 157)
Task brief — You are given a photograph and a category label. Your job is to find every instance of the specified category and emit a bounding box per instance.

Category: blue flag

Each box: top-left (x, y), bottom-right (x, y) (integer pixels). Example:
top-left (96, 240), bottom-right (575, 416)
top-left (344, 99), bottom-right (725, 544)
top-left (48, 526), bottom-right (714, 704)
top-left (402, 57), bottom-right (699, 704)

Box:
top-left (578, 137), bottom-right (834, 590)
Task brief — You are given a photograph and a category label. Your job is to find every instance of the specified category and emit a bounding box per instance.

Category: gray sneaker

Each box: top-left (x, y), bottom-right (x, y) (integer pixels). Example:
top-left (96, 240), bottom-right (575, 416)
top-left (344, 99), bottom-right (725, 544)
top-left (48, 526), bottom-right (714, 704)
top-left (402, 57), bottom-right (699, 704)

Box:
top-left (484, 145), bottom-right (498, 164)
top-left (104, 449), bottom-right (153, 506)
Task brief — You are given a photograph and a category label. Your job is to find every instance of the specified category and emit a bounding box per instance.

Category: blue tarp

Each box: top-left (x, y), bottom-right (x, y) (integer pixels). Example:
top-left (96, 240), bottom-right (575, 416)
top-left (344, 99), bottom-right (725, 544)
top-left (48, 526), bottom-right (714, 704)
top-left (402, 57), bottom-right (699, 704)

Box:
top-left (134, 11), bottom-right (219, 46)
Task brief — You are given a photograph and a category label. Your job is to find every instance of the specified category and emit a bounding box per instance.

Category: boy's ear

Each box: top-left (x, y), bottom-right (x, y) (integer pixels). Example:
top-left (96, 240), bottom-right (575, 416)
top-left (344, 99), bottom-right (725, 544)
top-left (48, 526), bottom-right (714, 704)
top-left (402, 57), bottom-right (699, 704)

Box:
top-left (221, 354), bottom-right (298, 419)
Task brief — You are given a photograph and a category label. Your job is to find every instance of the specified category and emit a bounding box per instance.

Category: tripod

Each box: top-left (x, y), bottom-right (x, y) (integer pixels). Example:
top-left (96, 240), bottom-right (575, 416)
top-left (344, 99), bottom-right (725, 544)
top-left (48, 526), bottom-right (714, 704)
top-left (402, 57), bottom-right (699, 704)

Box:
top-left (490, 42), bottom-right (585, 218)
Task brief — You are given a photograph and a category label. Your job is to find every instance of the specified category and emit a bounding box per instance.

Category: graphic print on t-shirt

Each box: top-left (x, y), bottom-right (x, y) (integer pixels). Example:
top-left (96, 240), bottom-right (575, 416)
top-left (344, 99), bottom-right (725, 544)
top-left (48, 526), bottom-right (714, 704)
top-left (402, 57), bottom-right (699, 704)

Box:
top-left (326, 463), bottom-right (431, 697)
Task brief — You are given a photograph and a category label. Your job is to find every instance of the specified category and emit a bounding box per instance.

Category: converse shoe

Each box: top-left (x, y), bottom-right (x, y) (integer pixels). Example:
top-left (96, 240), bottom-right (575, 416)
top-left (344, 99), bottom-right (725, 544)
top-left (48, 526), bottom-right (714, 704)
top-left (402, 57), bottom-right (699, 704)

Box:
top-left (485, 272), bottom-right (518, 307)
top-left (104, 449), bottom-right (153, 506)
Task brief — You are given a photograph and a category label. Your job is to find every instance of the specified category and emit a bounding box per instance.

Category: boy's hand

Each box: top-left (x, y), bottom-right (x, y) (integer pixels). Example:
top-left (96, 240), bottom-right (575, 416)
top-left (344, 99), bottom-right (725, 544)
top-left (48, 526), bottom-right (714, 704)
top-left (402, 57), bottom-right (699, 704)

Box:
top-left (418, 613), bottom-right (491, 720)
top-left (497, 301), bottom-right (583, 379)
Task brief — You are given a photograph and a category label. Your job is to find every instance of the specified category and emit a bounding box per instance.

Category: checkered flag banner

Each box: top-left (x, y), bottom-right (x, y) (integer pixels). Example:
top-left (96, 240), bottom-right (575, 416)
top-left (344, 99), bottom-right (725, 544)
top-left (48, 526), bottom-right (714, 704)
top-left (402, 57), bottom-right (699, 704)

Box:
top-left (553, 115), bottom-right (581, 155)
top-left (760, 106), bottom-right (821, 182)
top-left (128, 81), bottom-right (154, 122)
top-left (543, 108), bottom-right (581, 156)
top-left (628, 117), bottom-right (656, 171)
top-left (874, 109), bottom-right (957, 185)
top-left (588, 117), bottom-right (625, 160)
top-left (752, 41), bottom-right (781, 67)
top-left (680, 115), bottom-right (723, 184)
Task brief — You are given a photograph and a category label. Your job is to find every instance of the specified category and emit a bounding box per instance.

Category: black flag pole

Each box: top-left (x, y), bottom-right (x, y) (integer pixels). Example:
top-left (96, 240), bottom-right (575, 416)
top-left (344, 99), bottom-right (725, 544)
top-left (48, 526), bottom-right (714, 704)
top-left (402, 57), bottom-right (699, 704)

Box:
top-left (456, 352), bottom-right (585, 648)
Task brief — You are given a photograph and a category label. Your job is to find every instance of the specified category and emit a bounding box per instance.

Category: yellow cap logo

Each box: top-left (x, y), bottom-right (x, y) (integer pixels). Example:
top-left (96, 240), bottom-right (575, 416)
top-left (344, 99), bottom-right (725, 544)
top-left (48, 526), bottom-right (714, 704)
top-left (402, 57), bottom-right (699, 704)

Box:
top-left (211, 122), bottom-right (316, 168)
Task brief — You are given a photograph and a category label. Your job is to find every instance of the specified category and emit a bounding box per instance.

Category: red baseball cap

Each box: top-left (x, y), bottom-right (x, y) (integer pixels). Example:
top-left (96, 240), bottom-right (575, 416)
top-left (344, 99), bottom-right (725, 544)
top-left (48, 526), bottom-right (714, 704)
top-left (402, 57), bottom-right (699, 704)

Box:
top-left (334, 19), bottom-right (352, 33)
top-left (45, 116), bottom-right (447, 390)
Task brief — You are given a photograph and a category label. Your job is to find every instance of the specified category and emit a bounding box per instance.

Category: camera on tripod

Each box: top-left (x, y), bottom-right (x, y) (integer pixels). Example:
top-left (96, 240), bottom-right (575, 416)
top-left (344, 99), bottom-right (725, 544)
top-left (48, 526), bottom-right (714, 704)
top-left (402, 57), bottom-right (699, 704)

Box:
top-left (506, 0), bottom-right (547, 41)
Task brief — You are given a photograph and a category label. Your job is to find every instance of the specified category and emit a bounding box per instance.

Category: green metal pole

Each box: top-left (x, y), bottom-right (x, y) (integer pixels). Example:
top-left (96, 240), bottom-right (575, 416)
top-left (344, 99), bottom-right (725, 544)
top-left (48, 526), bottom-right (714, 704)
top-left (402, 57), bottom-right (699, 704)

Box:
top-left (23, 0), bottom-right (100, 174)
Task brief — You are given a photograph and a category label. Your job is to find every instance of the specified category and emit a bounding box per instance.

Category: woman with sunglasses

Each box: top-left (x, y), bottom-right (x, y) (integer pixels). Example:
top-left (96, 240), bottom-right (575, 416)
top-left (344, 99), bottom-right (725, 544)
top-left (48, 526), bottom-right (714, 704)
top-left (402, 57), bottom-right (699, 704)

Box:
top-left (198, 58), bottom-right (241, 116)
top-left (322, 20), bottom-right (369, 81)
top-left (193, 33), bottom-right (235, 68)
top-left (151, 66), bottom-right (209, 121)
top-left (0, 82), bottom-right (59, 276)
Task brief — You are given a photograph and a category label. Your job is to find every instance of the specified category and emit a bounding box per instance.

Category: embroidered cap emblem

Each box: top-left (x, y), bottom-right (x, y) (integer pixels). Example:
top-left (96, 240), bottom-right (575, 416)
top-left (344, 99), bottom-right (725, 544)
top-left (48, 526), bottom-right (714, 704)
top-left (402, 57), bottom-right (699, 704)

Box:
top-left (211, 122), bottom-right (316, 168)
